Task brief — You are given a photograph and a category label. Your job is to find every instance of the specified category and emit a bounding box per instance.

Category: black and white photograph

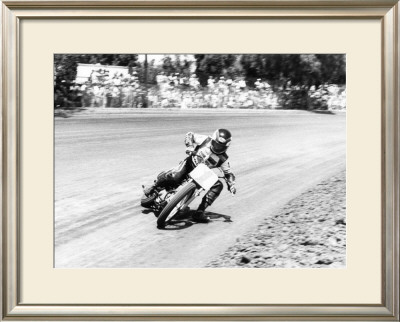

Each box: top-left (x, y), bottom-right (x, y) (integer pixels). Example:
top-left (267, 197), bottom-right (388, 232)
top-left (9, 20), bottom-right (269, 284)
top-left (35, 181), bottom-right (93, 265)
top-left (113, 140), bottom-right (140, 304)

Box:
top-left (54, 54), bottom-right (346, 268)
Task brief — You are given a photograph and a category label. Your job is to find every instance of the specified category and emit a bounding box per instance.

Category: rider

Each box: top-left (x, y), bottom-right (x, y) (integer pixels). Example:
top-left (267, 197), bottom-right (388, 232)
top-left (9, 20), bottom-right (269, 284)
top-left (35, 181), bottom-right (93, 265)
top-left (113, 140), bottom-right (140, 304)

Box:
top-left (145, 129), bottom-right (237, 223)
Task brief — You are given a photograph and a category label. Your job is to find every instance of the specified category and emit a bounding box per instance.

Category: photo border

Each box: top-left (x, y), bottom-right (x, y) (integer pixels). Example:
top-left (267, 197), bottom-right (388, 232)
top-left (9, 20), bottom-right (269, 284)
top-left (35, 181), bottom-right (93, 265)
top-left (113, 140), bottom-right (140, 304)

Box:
top-left (2, 0), bottom-right (399, 320)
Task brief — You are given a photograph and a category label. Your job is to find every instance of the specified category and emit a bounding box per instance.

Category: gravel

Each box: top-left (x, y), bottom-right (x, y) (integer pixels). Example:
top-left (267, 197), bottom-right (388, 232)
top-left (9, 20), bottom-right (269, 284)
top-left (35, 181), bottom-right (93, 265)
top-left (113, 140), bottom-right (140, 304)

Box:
top-left (206, 170), bottom-right (346, 268)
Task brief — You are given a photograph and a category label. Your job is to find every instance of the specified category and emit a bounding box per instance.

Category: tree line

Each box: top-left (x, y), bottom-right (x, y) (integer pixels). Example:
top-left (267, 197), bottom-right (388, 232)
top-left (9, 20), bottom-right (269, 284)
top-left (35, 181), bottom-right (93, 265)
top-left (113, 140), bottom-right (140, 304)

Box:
top-left (55, 54), bottom-right (345, 88)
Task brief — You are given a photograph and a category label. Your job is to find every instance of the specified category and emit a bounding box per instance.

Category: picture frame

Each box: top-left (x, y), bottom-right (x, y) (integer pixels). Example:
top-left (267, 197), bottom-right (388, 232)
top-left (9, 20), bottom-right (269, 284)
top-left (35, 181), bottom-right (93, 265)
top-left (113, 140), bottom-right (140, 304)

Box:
top-left (2, 0), bottom-right (399, 320)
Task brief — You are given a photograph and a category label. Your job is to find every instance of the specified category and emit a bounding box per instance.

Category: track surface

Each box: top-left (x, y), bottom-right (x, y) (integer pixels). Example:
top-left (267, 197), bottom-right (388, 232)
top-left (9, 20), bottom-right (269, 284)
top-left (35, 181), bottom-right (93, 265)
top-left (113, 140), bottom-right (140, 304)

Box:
top-left (55, 110), bottom-right (346, 268)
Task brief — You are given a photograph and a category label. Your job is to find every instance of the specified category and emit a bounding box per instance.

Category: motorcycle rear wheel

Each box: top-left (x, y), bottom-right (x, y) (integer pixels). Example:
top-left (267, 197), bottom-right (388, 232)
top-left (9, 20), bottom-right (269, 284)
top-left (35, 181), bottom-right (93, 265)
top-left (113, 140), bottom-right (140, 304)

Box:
top-left (157, 182), bottom-right (197, 228)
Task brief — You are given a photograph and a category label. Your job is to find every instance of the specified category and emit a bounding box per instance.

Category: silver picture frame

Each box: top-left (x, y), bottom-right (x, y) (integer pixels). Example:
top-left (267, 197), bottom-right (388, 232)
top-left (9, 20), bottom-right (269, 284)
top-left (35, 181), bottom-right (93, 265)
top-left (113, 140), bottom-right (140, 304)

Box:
top-left (2, 0), bottom-right (399, 320)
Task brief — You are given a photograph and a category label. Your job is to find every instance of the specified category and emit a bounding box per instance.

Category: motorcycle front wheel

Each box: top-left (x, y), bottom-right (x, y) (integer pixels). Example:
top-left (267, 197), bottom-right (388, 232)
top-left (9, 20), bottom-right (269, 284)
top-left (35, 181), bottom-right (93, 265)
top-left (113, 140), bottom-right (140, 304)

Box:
top-left (157, 181), bottom-right (197, 228)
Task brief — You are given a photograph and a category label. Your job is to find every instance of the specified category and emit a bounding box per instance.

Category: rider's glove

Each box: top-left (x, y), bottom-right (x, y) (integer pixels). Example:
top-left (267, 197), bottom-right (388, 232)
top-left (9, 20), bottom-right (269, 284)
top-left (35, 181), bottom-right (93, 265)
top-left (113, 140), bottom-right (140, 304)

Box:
top-left (225, 173), bottom-right (236, 195)
top-left (185, 132), bottom-right (194, 147)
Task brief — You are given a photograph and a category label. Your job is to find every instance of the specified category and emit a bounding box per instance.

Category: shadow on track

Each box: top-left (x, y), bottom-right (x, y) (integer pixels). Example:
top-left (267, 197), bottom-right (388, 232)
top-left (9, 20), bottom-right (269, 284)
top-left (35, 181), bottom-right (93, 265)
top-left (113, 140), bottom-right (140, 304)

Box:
top-left (142, 209), bottom-right (232, 230)
top-left (142, 209), bottom-right (156, 215)
top-left (54, 107), bottom-right (88, 118)
top-left (308, 109), bottom-right (335, 115)
top-left (205, 211), bottom-right (233, 223)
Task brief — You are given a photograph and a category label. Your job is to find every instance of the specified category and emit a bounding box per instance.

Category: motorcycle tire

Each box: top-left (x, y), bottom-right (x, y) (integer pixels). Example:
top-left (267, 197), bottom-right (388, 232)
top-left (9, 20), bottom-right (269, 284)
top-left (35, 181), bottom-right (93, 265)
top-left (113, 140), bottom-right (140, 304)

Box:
top-left (157, 181), bottom-right (197, 228)
top-left (141, 193), bottom-right (157, 208)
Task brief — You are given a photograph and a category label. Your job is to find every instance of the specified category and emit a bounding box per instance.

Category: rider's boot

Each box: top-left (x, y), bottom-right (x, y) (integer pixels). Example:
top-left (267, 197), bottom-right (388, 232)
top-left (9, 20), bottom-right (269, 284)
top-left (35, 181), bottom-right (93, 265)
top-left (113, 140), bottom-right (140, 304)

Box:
top-left (143, 181), bottom-right (158, 196)
top-left (192, 201), bottom-right (209, 223)
top-left (192, 182), bottom-right (222, 223)
top-left (144, 174), bottom-right (168, 197)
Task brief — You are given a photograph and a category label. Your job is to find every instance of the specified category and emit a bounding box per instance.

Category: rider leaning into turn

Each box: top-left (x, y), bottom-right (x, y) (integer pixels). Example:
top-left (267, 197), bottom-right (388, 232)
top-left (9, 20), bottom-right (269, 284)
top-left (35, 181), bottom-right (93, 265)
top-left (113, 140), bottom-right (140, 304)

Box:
top-left (145, 129), bottom-right (237, 223)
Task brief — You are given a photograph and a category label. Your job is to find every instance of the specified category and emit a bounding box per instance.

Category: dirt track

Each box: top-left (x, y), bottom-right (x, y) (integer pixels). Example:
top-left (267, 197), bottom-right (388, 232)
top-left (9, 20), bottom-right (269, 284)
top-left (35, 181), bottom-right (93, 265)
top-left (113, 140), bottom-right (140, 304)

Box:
top-left (206, 170), bottom-right (346, 268)
top-left (55, 109), bottom-right (346, 268)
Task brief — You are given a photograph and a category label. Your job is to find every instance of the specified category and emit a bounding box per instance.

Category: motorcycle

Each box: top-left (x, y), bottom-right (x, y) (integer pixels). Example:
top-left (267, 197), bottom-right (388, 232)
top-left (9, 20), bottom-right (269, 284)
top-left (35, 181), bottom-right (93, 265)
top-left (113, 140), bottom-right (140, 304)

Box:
top-left (141, 162), bottom-right (219, 229)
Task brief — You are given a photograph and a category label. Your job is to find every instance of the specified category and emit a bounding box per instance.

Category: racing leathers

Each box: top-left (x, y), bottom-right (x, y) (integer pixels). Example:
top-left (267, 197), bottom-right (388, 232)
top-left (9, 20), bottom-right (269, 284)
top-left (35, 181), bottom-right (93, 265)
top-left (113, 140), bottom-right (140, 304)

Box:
top-left (151, 132), bottom-right (236, 212)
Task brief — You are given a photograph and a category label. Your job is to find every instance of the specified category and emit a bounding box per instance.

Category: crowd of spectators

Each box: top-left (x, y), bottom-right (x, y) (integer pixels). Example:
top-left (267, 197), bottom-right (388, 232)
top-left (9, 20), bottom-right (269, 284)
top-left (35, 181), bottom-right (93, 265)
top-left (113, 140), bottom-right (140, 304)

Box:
top-left (54, 68), bottom-right (146, 109)
top-left (147, 73), bottom-right (280, 109)
top-left (54, 69), bottom-right (346, 110)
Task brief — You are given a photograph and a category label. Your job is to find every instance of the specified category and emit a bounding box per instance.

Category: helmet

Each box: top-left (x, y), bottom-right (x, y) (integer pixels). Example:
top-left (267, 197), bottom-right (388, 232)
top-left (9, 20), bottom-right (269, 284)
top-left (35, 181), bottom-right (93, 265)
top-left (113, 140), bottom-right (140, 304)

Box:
top-left (210, 129), bottom-right (232, 154)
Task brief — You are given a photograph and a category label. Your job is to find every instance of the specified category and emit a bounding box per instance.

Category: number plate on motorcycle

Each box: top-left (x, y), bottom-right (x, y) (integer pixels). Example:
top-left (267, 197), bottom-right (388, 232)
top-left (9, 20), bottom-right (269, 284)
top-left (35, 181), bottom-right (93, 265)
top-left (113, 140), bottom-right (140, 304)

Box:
top-left (189, 163), bottom-right (218, 191)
